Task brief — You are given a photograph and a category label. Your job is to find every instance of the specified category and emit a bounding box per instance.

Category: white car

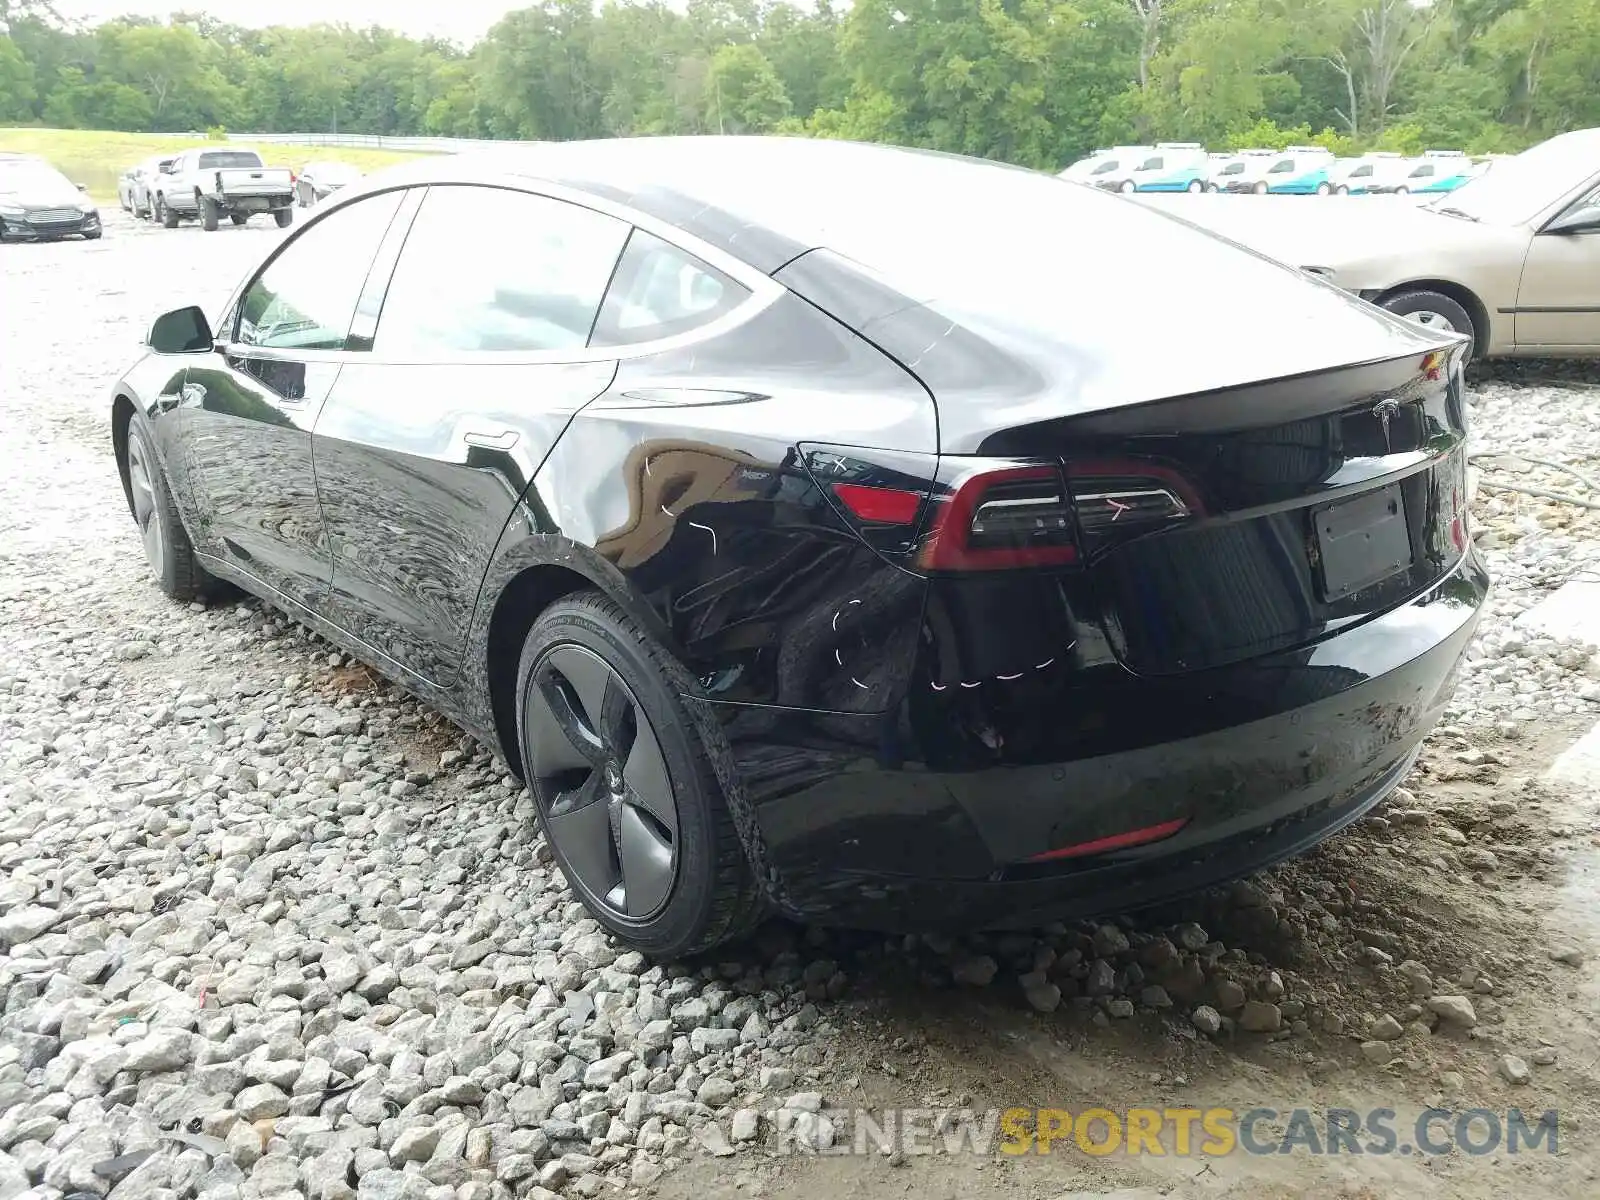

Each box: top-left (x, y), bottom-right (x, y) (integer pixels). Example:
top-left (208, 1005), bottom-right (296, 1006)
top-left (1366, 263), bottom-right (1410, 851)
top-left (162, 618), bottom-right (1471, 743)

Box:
top-left (152, 148), bottom-right (296, 231)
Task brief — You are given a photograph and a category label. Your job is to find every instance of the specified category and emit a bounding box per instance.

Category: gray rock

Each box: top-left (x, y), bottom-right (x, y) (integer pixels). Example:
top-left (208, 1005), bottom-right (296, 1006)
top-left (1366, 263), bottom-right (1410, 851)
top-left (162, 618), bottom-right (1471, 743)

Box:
top-left (1426, 996), bottom-right (1477, 1027)
top-left (122, 1029), bottom-right (195, 1073)
top-left (390, 1125), bottom-right (440, 1164)
top-left (1500, 1055), bottom-right (1531, 1085)
top-left (1360, 1041), bottom-right (1394, 1066)
top-left (1238, 1002), bottom-right (1282, 1033)
top-left (1368, 1014), bottom-right (1404, 1041)
top-left (1190, 1006), bottom-right (1222, 1036)
top-left (951, 956), bottom-right (998, 987)
top-left (0, 905), bottom-right (62, 945)
top-left (235, 1083), bottom-right (290, 1121)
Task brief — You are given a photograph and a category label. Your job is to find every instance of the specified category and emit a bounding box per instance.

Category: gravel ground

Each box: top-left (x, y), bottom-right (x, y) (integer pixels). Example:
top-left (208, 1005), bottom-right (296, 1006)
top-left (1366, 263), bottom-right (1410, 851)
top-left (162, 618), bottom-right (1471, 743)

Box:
top-left (4, 211), bottom-right (1600, 1200)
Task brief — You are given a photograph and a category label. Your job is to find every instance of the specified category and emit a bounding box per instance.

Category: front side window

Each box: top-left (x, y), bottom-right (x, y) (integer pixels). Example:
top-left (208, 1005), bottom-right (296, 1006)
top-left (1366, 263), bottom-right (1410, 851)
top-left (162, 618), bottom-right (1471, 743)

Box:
top-left (375, 186), bottom-right (630, 356)
top-left (1351, 164), bottom-right (1372, 178)
top-left (1220, 162), bottom-right (1243, 176)
top-left (590, 230), bottom-right (750, 349)
top-left (1091, 160), bottom-right (1118, 175)
top-left (1411, 165), bottom-right (1435, 178)
top-left (1268, 160), bottom-right (1294, 174)
top-left (236, 190), bottom-right (405, 351)
top-left (1139, 157), bottom-right (1163, 171)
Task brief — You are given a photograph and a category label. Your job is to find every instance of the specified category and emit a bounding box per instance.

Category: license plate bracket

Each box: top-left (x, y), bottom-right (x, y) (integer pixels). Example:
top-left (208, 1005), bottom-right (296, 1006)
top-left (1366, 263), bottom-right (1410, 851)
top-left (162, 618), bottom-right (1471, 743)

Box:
top-left (1314, 483), bottom-right (1412, 601)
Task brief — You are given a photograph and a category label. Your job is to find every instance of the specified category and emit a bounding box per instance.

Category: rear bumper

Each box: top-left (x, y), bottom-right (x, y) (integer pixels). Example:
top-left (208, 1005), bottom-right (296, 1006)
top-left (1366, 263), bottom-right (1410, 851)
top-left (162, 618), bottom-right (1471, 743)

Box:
top-left (698, 549), bottom-right (1488, 931)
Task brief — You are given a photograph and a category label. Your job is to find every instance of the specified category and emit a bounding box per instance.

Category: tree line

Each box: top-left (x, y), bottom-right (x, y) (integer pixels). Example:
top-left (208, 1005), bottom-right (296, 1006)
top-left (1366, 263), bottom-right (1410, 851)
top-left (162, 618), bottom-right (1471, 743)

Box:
top-left (2, 0), bottom-right (1598, 170)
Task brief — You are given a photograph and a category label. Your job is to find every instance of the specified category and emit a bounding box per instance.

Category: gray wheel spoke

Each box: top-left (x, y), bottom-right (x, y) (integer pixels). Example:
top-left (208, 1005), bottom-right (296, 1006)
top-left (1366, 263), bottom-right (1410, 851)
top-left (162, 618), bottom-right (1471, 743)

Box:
top-left (539, 649), bottom-right (609, 764)
top-left (127, 439), bottom-right (164, 572)
top-left (527, 678), bottom-right (597, 777)
top-left (617, 803), bottom-right (674, 916)
top-left (623, 721), bottom-right (676, 834)
top-left (546, 778), bottom-right (620, 899)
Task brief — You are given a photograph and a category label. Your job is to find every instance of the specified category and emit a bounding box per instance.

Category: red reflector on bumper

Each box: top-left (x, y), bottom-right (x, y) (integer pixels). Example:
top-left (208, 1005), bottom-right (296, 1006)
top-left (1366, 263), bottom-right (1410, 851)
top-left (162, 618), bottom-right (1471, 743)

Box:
top-left (1023, 817), bottom-right (1190, 863)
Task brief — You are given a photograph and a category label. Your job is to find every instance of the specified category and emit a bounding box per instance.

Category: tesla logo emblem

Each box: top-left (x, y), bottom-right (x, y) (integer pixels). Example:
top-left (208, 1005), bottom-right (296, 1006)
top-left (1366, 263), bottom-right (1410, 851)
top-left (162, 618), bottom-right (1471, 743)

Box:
top-left (1373, 398), bottom-right (1402, 453)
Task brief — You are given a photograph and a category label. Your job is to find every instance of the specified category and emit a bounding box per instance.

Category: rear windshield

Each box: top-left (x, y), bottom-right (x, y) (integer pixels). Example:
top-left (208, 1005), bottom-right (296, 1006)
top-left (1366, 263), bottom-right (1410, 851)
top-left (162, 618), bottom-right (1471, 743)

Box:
top-left (198, 152), bottom-right (264, 169)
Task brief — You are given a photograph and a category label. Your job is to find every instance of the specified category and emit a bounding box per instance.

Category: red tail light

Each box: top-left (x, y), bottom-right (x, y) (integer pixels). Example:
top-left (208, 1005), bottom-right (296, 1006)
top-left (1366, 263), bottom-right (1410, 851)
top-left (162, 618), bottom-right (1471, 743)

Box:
top-left (831, 482), bottom-right (924, 526)
top-left (918, 466), bottom-right (1078, 571)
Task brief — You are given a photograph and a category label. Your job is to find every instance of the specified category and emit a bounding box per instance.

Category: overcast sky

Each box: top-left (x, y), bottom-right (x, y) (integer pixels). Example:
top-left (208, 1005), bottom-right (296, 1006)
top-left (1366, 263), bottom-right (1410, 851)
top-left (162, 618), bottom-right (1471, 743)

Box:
top-left (51, 1), bottom-right (520, 45)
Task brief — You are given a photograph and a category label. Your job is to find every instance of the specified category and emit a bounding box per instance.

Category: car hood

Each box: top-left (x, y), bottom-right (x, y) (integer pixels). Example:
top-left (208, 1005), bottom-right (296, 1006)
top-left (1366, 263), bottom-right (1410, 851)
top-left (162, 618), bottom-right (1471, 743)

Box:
top-left (1133, 194), bottom-right (1489, 267)
top-left (0, 183), bottom-right (86, 207)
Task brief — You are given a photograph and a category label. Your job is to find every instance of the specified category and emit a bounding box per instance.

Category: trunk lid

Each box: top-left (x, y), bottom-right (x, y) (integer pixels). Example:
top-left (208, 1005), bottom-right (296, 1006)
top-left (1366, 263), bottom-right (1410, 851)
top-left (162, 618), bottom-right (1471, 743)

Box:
top-left (976, 349), bottom-right (1472, 675)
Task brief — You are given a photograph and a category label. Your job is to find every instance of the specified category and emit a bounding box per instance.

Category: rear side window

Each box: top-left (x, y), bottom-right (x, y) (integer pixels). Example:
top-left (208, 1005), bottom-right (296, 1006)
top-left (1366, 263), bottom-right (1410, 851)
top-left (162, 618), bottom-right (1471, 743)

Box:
top-left (589, 230), bottom-right (750, 349)
top-left (236, 191), bottom-right (405, 351)
top-left (375, 186), bottom-right (629, 355)
top-left (199, 152), bottom-right (264, 169)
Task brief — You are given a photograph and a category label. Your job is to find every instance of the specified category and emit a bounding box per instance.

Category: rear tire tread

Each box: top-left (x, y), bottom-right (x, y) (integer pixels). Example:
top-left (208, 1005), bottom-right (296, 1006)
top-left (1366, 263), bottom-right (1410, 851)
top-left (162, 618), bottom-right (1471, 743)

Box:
top-left (126, 414), bottom-right (223, 603)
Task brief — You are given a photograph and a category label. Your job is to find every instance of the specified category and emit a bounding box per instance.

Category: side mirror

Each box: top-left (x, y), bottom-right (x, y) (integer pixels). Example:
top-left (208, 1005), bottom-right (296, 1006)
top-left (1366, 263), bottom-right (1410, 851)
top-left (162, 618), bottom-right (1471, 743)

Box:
top-left (77, 182), bottom-right (88, 192)
top-left (147, 306), bottom-right (215, 354)
top-left (1544, 205), bottom-right (1600, 236)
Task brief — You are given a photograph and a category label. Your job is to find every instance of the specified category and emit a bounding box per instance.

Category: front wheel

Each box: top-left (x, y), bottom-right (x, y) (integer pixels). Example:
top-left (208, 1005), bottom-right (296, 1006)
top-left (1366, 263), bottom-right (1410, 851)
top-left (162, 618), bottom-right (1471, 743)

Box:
top-left (274, 209), bottom-right (294, 229)
top-left (123, 412), bottom-right (222, 602)
top-left (1118, 180), bottom-right (1136, 194)
top-left (1379, 288), bottom-right (1477, 356)
top-left (516, 591), bottom-right (764, 956)
top-left (1396, 186), bottom-right (1410, 195)
top-left (1336, 185), bottom-right (1350, 196)
top-left (1252, 181), bottom-right (1268, 195)
top-left (1316, 182), bottom-right (1333, 195)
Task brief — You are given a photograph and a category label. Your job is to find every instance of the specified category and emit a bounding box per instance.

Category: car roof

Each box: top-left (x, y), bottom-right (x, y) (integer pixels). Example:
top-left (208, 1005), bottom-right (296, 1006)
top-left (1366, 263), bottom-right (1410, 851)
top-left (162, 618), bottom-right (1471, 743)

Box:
top-left (364, 136), bottom-right (1115, 274)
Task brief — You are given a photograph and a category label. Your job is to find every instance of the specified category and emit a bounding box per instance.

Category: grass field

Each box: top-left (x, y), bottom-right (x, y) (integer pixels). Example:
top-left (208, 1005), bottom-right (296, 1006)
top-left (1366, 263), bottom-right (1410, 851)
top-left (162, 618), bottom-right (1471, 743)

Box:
top-left (0, 129), bottom-right (429, 202)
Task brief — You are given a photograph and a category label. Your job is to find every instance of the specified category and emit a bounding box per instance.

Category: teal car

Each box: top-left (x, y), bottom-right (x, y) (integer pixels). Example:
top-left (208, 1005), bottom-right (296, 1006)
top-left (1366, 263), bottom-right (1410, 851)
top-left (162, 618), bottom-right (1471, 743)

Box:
top-left (1222, 149), bottom-right (1338, 194)
top-left (1062, 144), bottom-right (1209, 193)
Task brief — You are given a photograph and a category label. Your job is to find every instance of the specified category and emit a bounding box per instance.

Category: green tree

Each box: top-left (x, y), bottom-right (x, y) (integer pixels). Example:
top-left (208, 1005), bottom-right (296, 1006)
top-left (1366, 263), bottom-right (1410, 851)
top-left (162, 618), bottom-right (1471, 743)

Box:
top-left (703, 43), bottom-right (791, 133)
top-left (0, 34), bottom-right (35, 120)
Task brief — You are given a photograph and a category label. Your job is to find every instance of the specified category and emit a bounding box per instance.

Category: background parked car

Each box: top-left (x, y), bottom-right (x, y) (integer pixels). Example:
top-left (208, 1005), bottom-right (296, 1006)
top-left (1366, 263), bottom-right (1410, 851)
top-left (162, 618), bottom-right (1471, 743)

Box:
top-left (123, 154), bottom-right (175, 220)
top-left (0, 157), bottom-right (101, 242)
top-left (1145, 127), bottom-right (1600, 358)
top-left (294, 161), bottom-right (364, 207)
top-left (1059, 146), bottom-right (1151, 190)
top-left (1329, 151), bottom-right (1406, 194)
top-left (1224, 147), bottom-right (1337, 194)
top-left (154, 147), bottom-right (295, 230)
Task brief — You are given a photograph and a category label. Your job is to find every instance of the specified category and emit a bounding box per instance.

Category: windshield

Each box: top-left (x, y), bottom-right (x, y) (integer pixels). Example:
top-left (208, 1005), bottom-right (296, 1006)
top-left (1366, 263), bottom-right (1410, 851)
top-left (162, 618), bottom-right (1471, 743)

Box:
top-left (0, 163), bottom-right (72, 195)
top-left (198, 151), bottom-right (264, 169)
top-left (1429, 134), bottom-right (1600, 225)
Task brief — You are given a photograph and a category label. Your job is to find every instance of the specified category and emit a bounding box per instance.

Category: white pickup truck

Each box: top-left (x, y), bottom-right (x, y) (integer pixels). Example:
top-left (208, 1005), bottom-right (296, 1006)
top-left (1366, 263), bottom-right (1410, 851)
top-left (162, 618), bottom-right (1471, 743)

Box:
top-left (152, 148), bottom-right (296, 232)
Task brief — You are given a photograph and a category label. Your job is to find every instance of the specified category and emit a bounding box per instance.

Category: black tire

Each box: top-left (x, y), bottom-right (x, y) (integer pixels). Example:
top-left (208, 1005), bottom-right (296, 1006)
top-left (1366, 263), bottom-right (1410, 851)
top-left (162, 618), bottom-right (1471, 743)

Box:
top-left (123, 412), bottom-right (221, 602)
top-left (1186, 179), bottom-right (1203, 193)
top-left (1336, 185), bottom-right (1350, 195)
top-left (231, 214), bottom-right (248, 226)
top-left (1396, 186), bottom-right (1410, 195)
top-left (274, 209), bottom-right (294, 229)
top-left (84, 230), bottom-right (102, 241)
top-left (158, 196), bottom-right (178, 229)
top-left (200, 195), bottom-right (219, 232)
top-left (1118, 179), bottom-right (1136, 194)
top-left (1252, 181), bottom-right (1268, 195)
top-left (1316, 182), bottom-right (1333, 195)
top-left (1378, 289), bottom-right (1477, 356)
top-left (516, 591), bottom-right (764, 956)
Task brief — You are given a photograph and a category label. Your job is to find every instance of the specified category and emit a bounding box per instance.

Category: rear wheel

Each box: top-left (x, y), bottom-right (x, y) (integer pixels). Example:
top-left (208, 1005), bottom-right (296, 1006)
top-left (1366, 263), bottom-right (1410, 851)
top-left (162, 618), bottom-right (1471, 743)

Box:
top-left (1396, 186), bottom-right (1410, 195)
top-left (516, 591), bottom-right (764, 956)
top-left (1316, 182), bottom-right (1333, 195)
top-left (1379, 289), bottom-right (1476, 355)
top-left (274, 209), bottom-right (294, 229)
top-left (200, 195), bottom-right (219, 231)
top-left (157, 196), bottom-right (179, 229)
top-left (1186, 179), bottom-right (1203, 193)
top-left (1336, 184), bottom-right (1350, 195)
top-left (123, 412), bottom-right (221, 602)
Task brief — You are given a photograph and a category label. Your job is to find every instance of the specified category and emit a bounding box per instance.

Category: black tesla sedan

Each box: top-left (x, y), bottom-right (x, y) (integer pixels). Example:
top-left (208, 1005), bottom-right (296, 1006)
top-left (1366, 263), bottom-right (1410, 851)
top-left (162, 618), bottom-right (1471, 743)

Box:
top-left (111, 137), bottom-right (1486, 956)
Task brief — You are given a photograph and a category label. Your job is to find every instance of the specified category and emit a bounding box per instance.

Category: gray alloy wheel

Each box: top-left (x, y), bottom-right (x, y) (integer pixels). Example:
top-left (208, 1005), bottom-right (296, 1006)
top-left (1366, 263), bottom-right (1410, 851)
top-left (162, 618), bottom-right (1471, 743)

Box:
top-left (525, 643), bottom-right (681, 920)
top-left (1378, 288), bottom-right (1477, 357)
top-left (1118, 179), bottom-right (1136, 194)
top-left (515, 591), bottom-right (764, 955)
top-left (126, 426), bottom-right (166, 578)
